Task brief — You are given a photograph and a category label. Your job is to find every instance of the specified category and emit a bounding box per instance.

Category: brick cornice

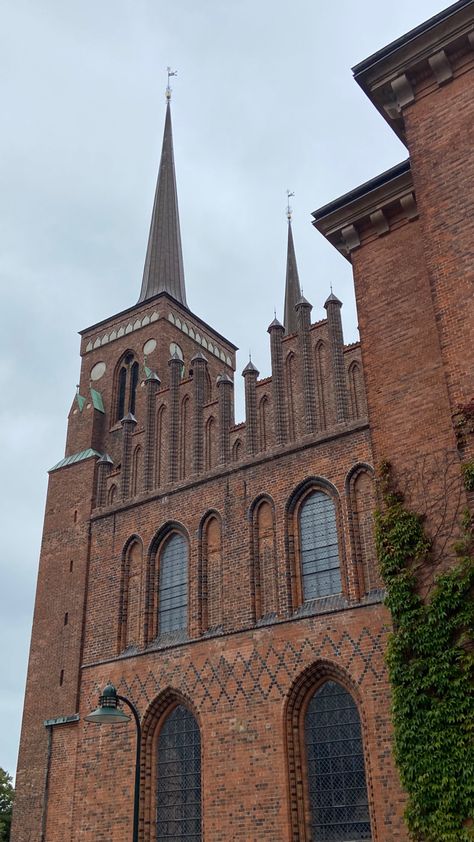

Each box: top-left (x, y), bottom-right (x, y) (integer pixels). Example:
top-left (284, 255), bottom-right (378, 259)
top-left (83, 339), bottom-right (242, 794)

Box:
top-left (353, 0), bottom-right (474, 142)
top-left (312, 161), bottom-right (418, 258)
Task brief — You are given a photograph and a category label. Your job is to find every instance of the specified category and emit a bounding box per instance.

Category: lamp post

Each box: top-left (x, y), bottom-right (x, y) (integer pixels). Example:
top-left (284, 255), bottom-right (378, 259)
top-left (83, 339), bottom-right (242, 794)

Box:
top-left (85, 684), bottom-right (141, 842)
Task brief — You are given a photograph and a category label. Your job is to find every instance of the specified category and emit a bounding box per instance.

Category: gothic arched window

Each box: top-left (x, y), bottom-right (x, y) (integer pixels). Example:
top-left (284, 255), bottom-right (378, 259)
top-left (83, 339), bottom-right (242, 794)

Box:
top-left (299, 491), bottom-right (341, 600)
top-left (304, 681), bottom-right (372, 841)
top-left (158, 533), bottom-right (188, 634)
top-left (156, 705), bottom-right (202, 841)
top-left (116, 353), bottom-right (139, 421)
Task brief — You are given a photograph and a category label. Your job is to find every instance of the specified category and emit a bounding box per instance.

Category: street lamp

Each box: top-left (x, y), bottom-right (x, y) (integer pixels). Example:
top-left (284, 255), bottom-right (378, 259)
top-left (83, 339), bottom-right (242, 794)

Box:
top-left (85, 684), bottom-right (141, 842)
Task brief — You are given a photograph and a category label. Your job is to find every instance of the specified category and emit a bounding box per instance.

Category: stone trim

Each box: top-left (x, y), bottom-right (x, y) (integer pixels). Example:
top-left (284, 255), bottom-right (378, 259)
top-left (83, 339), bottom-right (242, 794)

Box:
top-left (353, 0), bottom-right (474, 142)
top-left (312, 162), bottom-right (418, 258)
top-left (82, 304), bottom-right (233, 368)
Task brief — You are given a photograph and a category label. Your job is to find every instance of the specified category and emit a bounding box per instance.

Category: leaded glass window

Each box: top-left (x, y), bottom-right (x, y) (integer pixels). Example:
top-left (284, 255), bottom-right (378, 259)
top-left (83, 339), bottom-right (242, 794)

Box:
top-left (304, 681), bottom-right (372, 841)
top-left (158, 533), bottom-right (188, 634)
top-left (156, 705), bottom-right (201, 841)
top-left (299, 492), bottom-right (341, 599)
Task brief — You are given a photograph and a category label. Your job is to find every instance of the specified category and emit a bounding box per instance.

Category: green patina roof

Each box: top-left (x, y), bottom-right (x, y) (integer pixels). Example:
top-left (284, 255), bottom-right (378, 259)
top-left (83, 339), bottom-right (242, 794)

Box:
top-left (90, 388), bottom-right (105, 413)
top-left (75, 393), bottom-right (86, 412)
top-left (49, 448), bottom-right (101, 473)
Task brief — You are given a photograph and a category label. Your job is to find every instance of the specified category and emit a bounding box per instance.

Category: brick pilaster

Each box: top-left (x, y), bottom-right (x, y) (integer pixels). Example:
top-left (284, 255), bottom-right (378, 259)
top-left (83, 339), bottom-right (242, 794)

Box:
top-left (143, 371), bottom-right (161, 492)
top-left (120, 413), bottom-right (137, 499)
top-left (96, 453), bottom-right (113, 507)
top-left (192, 352), bottom-right (208, 475)
top-left (268, 317), bottom-right (288, 446)
top-left (243, 360), bottom-right (259, 456)
top-left (296, 296), bottom-right (317, 433)
top-left (325, 293), bottom-right (349, 423)
top-left (217, 373), bottom-right (234, 464)
top-left (168, 352), bottom-right (182, 484)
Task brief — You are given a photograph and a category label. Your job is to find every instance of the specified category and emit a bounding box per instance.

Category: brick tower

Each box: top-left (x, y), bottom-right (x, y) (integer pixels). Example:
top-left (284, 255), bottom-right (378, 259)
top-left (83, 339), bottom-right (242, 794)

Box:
top-left (12, 2), bottom-right (473, 840)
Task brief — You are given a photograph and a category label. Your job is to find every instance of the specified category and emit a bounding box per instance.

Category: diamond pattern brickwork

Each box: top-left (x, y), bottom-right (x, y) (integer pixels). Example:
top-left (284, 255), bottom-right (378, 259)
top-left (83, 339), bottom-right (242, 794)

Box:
top-left (86, 624), bottom-right (386, 714)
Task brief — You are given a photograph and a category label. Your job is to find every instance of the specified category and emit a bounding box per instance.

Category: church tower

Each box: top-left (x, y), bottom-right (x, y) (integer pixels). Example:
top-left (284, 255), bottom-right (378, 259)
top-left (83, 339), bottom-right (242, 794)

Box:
top-left (13, 73), bottom-right (414, 841)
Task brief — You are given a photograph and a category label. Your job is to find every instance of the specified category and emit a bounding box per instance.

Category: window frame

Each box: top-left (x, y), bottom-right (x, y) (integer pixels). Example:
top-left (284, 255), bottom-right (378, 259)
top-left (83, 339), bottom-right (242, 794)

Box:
top-left (288, 482), bottom-right (346, 610)
top-left (157, 531), bottom-right (189, 636)
top-left (285, 664), bottom-right (374, 842)
top-left (141, 691), bottom-right (203, 842)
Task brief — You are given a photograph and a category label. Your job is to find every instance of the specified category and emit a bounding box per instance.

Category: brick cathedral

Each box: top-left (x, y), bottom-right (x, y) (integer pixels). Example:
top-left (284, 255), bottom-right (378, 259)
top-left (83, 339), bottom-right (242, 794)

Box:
top-left (12, 2), bottom-right (474, 840)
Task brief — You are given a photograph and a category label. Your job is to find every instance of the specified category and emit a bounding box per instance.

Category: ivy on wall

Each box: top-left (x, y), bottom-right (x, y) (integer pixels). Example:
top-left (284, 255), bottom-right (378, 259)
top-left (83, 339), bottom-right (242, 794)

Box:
top-left (375, 461), bottom-right (474, 842)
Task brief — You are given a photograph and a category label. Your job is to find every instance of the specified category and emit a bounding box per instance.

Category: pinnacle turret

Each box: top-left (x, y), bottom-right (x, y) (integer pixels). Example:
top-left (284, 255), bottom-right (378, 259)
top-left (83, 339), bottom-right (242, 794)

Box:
top-left (138, 100), bottom-right (187, 306)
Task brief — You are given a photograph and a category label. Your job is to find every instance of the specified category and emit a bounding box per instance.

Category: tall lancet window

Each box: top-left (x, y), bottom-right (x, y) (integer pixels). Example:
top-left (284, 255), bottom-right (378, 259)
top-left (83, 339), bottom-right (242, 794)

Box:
top-left (299, 491), bottom-right (341, 600)
top-left (116, 353), bottom-right (140, 421)
top-left (304, 681), bottom-right (372, 840)
top-left (156, 705), bottom-right (201, 840)
top-left (158, 533), bottom-right (188, 634)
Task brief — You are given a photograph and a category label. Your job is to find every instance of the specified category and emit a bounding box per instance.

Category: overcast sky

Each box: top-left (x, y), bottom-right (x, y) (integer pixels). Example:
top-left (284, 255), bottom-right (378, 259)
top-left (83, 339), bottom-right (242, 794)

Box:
top-left (1, 0), bottom-right (449, 777)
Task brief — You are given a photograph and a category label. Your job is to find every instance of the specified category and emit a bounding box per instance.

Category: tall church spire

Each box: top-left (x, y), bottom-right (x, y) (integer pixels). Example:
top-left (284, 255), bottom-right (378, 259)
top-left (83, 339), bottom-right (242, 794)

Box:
top-left (283, 196), bottom-right (301, 335)
top-left (138, 92), bottom-right (187, 306)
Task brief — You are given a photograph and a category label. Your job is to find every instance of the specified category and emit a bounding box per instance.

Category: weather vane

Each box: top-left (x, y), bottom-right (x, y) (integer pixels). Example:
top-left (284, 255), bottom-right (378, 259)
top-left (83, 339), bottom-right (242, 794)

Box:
top-left (286, 190), bottom-right (295, 222)
top-left (166, 67), bottom-right (178, 101)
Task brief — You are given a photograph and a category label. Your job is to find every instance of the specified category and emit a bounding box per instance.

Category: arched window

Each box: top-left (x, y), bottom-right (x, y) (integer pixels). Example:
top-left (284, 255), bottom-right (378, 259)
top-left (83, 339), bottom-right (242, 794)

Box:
top-left (115, 353), bottom-right (139, 421)
top-left (304, 681), bottom-right (372, 841)
top-left (158, 533), bottom-right (188, 634)
top-left (299, 491), bottom-right (341, 600)
top-left (156, 705), bottom-right (201, 841)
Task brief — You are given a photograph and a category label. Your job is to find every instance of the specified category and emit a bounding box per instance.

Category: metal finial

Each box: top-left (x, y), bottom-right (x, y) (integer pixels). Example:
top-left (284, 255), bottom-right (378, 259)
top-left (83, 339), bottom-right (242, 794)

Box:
top-left (166, 67), bottom-right (178, 101)
top-left (249, 350), bottom-right (252, 362)
top-left (76, 384), bottom-right (80, 394)
top-left (286, 190), bottom-right (295, 222)
top-left (274, 306), bottom-right (277, 318)
top-left (330, 282), bottom-right (333, 293)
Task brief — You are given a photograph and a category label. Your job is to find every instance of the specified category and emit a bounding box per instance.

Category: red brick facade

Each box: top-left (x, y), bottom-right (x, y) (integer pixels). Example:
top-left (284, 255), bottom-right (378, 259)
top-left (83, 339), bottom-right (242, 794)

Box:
top-left (12, 3), bottom-right (474, 840)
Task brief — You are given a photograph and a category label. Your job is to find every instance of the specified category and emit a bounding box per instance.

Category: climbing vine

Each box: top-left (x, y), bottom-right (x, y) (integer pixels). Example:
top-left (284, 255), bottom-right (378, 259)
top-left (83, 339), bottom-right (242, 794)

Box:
top-left (375, 461), bottom-right (474, 842)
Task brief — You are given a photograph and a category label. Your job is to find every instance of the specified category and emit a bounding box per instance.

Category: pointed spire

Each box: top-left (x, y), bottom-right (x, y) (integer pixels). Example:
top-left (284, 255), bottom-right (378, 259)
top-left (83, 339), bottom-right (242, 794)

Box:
top-left (283, 207), bottom-right (301, 336)
top-left (138, 96), bottom-right (187, 306)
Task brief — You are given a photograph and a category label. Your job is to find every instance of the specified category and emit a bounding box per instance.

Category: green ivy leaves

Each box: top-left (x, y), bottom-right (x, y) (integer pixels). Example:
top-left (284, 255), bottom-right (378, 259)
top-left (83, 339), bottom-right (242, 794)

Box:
top-left (375, 463), bottom-right (474, 841)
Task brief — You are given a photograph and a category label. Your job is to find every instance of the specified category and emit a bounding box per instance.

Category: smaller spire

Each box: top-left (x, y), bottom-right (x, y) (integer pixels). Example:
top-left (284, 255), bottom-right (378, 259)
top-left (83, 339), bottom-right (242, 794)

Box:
top-left (242, 358), bottom-right (259, 376)
top-left (97, 453), bottom-right (114, 466)
top-left (268, 315), bottom-right (284, 331)
top-left (283, 193), bottom-right (302, 335)
top-left (324, 291), bottom-right (342, 307)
